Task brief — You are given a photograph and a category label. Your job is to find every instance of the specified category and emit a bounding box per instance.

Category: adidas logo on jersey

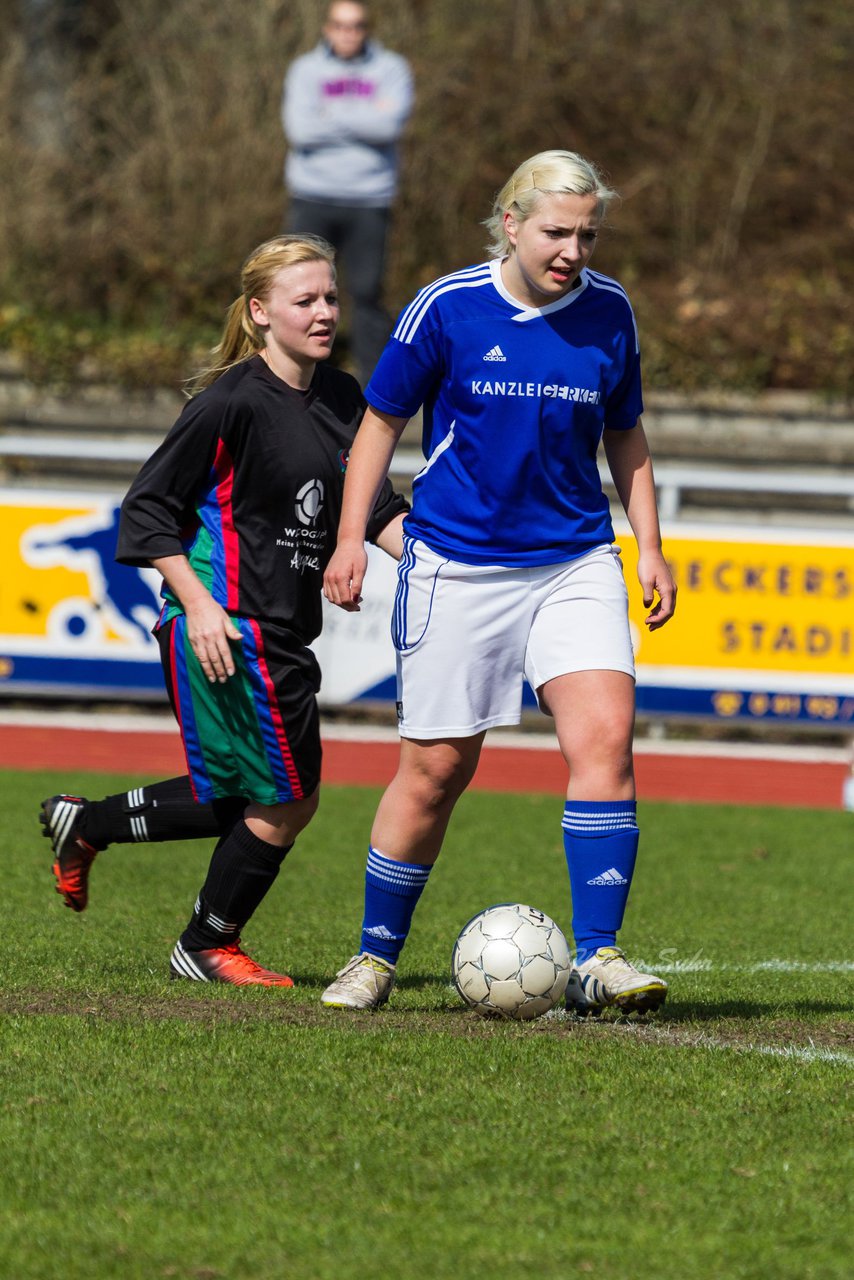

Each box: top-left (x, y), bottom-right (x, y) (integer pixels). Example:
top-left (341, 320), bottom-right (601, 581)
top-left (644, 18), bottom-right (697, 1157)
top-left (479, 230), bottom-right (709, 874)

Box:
top-left (482, 345), bottom-right (506, 361)
top-left (586, 867), bottom-right (628, 886)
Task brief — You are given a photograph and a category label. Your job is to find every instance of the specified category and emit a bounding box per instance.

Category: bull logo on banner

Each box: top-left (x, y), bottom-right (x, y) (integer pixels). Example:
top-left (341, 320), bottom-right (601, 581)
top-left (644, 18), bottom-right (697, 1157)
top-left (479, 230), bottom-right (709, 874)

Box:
top-left (21, 502), bottom-right (161, 648)
top-left (1, 491), bottom-right (165, 696)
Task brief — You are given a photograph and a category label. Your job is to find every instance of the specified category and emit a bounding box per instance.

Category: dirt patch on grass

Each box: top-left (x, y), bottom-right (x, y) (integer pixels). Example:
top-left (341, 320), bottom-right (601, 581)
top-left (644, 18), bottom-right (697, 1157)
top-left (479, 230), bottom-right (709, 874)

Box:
top-left (1, 987), bottom-right (851, 1057)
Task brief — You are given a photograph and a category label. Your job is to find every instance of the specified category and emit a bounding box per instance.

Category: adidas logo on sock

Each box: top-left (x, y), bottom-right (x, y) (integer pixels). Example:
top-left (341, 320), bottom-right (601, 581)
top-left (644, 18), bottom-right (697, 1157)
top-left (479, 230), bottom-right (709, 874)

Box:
top-left (364, 924), bottom-right (401, 940)
top-left (586, 867), bottom-right (628, 886)
top-left (483, 344), bottom-right (506, 361)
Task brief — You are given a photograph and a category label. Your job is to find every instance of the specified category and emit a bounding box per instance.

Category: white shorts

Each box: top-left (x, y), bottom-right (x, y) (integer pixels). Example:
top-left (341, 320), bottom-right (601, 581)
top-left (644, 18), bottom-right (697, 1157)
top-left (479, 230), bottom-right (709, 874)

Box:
top-left (392, 538), bottom-right (635, 739)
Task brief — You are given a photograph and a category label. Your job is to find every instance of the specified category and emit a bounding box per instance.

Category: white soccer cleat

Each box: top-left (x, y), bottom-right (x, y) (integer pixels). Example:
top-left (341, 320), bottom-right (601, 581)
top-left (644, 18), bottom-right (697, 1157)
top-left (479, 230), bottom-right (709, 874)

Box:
top-left (321, 952), bottom-right (396, 1010)
top-left (565, 946), bottom-right (667, 1015)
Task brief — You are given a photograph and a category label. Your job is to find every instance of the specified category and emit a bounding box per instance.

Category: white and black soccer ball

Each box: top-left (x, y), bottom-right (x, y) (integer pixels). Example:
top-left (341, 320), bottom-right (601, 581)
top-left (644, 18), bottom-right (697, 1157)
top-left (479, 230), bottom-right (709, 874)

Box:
top-left (451, 903), bottom-right (572, 1020)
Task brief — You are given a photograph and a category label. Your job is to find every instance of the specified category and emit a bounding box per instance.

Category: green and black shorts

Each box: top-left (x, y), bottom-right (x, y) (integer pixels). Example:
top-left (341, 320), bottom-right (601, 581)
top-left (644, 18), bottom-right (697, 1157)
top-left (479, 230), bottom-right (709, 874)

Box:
top-left (157, 613), bottom-right (322, 806)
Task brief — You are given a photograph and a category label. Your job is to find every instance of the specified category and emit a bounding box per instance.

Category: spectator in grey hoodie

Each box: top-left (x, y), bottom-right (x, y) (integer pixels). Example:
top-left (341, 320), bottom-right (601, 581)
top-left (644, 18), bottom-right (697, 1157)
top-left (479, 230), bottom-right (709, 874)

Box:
top-left (282, 2), bottom-right (414, 386)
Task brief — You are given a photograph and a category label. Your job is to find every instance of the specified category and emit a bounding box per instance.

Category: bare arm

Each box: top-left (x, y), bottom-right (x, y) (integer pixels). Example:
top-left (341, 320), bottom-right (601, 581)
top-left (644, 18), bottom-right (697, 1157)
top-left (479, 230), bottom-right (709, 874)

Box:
top-left (323, 408), bottom-right (409, 610)
top-left (602, 421), bottom-right (676, 630)
top-left (151, 554), bottom-right (243, 682)
top-left (373, 511), bottom-right (407, 562)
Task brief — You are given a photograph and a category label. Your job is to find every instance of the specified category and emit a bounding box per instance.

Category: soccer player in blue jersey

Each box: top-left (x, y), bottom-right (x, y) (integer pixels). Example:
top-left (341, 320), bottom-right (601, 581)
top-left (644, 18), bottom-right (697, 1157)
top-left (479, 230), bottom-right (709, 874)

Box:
top-left (321, 149), bottom-right (677, 1014)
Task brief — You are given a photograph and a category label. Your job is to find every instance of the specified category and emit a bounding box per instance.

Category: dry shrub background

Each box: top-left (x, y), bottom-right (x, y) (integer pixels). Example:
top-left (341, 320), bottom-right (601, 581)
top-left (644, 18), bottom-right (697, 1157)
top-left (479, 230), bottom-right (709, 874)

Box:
top-left (1, 0), bottom-right (852, 392)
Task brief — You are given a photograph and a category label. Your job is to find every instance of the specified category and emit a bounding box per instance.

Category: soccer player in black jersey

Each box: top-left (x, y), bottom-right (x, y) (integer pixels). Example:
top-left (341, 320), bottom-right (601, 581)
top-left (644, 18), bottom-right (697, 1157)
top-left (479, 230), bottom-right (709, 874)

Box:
top-left (40, 234), bottom-right (408, 985)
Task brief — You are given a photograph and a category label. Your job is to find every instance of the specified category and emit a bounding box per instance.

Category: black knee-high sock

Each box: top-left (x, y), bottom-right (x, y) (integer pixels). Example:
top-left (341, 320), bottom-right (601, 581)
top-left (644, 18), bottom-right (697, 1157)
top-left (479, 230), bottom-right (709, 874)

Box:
top-left (80, 777), bottom-right (246, 849)
top-left (180, 819), bottom-right (293, 951)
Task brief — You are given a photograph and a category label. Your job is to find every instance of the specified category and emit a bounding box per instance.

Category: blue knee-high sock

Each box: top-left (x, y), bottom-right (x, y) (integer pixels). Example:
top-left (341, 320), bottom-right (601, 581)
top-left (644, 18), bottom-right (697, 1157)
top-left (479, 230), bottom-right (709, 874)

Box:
top-left (562, 800), bottom-right (639, 964)
top-left (359, 846), bottom-right (433, 965)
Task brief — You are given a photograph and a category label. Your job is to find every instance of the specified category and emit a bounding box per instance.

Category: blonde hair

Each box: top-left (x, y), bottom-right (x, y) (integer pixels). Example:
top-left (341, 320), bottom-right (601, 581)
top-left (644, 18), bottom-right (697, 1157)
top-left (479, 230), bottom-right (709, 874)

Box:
top-left (189, 234), bottom-right (336, 394)
top-left (483, 150), bottom-right (617, 258)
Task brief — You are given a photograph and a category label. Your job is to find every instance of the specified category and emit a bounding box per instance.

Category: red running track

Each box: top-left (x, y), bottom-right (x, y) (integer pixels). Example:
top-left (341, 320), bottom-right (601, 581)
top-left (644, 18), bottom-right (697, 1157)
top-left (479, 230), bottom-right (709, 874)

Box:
top-left (0, 722), bottom-right (848, 809)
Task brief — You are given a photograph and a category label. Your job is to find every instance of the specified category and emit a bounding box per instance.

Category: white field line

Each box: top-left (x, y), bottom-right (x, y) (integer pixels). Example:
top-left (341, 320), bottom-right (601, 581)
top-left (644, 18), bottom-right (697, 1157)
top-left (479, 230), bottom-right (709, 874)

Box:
top-left (633, 959), bottom-right (854, 974)
top-left (541, 1011), bottom-right (854, 1067)
top-left (0, 708), bottom-right (848, 764)
top-left (701, 1041), bottom-right (854, 1067)
top-left (614, 1022), bottom-right (854, 1068)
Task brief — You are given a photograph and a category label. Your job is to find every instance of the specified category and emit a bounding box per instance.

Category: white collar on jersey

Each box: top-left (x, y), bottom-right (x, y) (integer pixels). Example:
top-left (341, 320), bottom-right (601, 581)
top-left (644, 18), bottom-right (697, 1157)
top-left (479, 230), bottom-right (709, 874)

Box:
top-left (489, 258), bottom-right (589, 322)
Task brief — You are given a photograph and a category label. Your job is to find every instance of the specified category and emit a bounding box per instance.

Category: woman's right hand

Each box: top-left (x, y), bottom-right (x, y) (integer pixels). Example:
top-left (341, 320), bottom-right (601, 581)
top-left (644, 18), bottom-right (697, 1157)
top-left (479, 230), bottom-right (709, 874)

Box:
top-left (184, 596), bottom-right (243, 682)
top-left (323, 538), bottom-right (368, 612)
top-left (149, 554), bottom-right (243, 682)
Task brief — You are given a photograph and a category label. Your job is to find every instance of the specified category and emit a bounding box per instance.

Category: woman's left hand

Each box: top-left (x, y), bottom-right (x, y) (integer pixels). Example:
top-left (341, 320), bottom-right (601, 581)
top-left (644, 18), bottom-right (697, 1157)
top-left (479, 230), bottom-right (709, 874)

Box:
top-left (323, 537), bottom-right (369, 612)
top-left (637, 549), bottom-right (677, 630)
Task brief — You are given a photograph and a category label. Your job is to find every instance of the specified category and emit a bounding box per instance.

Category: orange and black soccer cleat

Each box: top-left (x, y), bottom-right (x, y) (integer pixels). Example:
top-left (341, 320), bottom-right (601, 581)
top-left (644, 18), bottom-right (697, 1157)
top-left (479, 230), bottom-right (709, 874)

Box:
top-left (40, 795), bottom-right (101, 913)
top-left (169, 938), bottom-right (294, 987)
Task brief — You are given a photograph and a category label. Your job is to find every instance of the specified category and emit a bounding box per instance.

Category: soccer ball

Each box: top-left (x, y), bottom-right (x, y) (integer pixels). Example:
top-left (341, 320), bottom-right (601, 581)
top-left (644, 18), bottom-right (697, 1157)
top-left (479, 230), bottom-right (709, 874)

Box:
top-left (451, 903), bottom-right (572, 1020)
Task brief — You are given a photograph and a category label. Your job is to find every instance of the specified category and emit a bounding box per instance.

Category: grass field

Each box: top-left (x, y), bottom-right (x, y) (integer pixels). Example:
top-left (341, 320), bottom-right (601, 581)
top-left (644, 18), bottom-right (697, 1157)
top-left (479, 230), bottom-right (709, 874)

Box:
top-left (2, 768), bottom-right (851, 1280)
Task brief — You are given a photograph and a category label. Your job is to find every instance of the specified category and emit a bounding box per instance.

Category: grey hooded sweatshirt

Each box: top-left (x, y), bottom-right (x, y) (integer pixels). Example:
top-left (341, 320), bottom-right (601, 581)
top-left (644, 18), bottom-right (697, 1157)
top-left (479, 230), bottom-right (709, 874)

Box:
top-left (282, 39), bottom-right (414, 207)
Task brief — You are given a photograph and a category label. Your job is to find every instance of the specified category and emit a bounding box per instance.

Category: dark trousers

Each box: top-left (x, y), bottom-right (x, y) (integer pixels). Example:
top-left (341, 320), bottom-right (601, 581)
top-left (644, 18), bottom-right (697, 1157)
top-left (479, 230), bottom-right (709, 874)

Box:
top-left (286, 197), bottom-right (392, 387)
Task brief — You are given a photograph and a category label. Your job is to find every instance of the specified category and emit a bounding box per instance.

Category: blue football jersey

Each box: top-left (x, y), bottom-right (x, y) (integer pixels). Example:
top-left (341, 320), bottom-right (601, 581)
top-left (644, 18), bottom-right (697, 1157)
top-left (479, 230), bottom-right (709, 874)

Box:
top-left (366, 260), bottom-right (643, 566)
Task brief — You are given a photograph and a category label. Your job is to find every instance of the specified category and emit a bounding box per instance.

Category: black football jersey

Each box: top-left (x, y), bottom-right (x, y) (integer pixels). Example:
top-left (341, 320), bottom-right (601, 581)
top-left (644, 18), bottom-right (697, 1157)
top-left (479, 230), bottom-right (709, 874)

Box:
top-left (117, 356), bottom-right (408, 643)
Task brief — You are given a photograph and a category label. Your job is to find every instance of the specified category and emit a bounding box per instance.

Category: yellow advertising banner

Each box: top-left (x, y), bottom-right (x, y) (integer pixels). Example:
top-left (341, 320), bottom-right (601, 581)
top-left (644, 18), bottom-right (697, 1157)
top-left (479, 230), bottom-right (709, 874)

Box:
top-left (616, 521), bottom-right (854, 724)
top-left (2, 486), bottom-right (853, 722)
top-left (0, 489), bottom-right (163, 696)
